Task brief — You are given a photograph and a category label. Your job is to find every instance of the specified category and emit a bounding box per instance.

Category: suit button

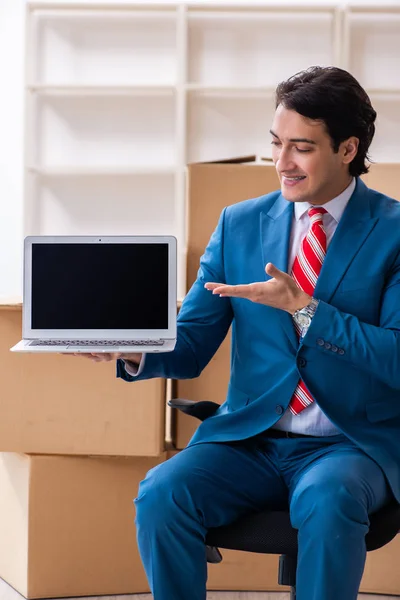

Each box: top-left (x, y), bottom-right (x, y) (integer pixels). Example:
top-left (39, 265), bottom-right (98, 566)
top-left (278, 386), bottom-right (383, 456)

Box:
top-left (317, 338), bottom-right (325, 346)
top-left (338, 348), bottom-right (345, 355)
top-left (324, 342), bottom-right (332, 350)
top-left (298, 357), bottom-right (306, 368)
top-left (275, 405), bottom-right (284, 415)
top-left (331, 345), bottom-right (338, 353)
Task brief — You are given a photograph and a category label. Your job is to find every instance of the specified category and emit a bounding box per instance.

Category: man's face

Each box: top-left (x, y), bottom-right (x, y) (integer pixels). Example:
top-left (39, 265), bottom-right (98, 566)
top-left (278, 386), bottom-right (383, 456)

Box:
top-left (270, 105), bottom-right (354, 205)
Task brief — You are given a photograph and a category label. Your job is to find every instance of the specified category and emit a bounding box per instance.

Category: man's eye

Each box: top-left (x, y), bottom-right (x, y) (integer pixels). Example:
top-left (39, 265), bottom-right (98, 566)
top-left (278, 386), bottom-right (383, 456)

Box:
top-left (271, 141), bottom-right (281, 146)
top-left (296, 148), bottom-right (311, 153)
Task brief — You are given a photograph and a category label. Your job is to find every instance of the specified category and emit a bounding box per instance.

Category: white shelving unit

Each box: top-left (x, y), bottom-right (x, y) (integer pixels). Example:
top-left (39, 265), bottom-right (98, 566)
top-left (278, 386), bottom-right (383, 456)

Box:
top-left (19, 1), bottom-right (400, 303)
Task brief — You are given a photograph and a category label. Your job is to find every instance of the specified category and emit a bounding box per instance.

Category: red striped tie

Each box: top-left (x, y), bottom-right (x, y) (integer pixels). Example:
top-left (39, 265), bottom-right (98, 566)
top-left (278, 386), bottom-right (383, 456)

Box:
top-left (289, 207), bottom-right (327, 415)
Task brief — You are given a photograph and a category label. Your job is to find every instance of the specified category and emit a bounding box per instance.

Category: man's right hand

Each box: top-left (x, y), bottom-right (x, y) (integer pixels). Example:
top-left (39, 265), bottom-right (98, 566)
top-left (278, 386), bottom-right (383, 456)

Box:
top-left (68, 352), bottom-right (142, 364)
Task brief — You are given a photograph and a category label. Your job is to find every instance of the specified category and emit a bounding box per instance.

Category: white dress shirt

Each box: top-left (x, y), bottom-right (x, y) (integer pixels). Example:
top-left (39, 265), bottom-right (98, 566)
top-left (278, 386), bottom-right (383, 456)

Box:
top-left (273, 177), bottom-right (356, 435)
top-left (124, 354), bottom-right (145, 377)
top-left (125, 178), bottom-right (356, 436)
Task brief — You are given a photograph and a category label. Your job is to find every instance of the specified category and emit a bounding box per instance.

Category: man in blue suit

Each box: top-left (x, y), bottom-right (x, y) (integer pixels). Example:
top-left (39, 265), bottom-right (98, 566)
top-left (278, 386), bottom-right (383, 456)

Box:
top-left (86, 66), bottom-right (400, 599)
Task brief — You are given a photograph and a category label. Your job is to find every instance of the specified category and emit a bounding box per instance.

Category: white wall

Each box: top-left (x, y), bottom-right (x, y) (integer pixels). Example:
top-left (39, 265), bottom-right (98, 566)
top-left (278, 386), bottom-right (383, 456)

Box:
top-left (0, 0), bottom-right (25, 302)
top-left (1, 0), bottom-right (399, 302)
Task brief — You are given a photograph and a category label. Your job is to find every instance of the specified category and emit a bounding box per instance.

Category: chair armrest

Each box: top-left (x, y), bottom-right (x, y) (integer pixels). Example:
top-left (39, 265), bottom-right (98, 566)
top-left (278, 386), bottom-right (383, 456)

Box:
top-left (206, 545), bottom-right (223, 564)
top-left (168, 398), bottom-right (220, 421)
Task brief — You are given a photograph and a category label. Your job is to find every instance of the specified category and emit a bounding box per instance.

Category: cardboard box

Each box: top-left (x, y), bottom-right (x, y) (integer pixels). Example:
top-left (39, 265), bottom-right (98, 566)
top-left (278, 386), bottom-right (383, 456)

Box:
top-left (175, 160), bottom-right (400, 449)
top-left (185, 157), bottom-right (279, 288)
top-left (0, 452), bottom-right (164, 599)
top-left (360, 535), bottom-right (400, 595)
top-left (210, 530), bottom-right (400, 595)
top-left (176, 157), bottom-right (279, 448)
top-left (0, 449), bottom-right (287, 597)
top-left (208, 549), bottom-right (284, 592)
top-left (0, 308), bottom-right (165, 456)
top-left (362, 163), bottom-right (400, 201)
top-left (209, 531), bottom-right (400, 595)
top-left (176, 332), bottom-right (231, 448)
top-left (4, 450), bottom-right (397, 599)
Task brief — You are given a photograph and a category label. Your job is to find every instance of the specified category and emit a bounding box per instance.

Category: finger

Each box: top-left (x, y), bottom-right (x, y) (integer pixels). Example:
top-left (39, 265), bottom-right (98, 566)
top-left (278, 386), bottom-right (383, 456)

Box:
top-left (206, 282), bottom-right (254, 298)
top-left (265, 262), bottom-right (286, 279)
top-left (60, 352), bottom-right (121, 361)
top-left (212, 284), bottom-right (253, 298)
top-left (74, 353), bottom-right (107, 362)
top-left (60, 353), bottom-right (94, 358)
top-left (204, 282), bottom-right (224, 291)
top-left (100, 353), bottom-right (122, 361)
top-left (90, 353), bottom-right (115, 362)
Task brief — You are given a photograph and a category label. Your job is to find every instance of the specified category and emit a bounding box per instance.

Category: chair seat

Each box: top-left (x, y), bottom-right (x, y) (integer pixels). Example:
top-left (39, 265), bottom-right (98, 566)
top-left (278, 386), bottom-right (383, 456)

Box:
top-left (206, 502), bottom-right (400, 557)
top-left (169, 399), bottom-right (400, 557)
top-left (206, 510), bottom-right (298, 556)
top-left (367, 501), bottom-right (400, 551)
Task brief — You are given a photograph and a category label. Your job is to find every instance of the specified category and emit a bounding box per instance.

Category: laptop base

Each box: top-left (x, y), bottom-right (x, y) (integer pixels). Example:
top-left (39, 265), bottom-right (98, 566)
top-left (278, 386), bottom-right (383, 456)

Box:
top-left (10, 340), bottom-right (175, 353)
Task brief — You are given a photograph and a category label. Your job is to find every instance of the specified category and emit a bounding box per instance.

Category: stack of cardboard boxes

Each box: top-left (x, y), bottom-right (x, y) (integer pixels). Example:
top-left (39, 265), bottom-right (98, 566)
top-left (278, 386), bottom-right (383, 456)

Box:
top-left (0, 307), bottom-right (166, 598)
top-left (1, 158), bottom-right (400, 597)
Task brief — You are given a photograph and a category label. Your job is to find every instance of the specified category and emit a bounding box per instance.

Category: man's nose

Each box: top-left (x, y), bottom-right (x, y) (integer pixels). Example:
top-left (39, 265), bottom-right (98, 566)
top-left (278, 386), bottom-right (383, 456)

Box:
top-left (277, 148), bottom-right (297, 173)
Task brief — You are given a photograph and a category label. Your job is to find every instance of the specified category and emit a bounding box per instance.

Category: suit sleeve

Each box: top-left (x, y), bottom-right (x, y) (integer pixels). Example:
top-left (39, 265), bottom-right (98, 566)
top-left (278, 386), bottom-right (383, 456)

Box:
top-left (301, 254), bottom-right (400, 390)
top-left (117, 208), bottom-right (234, 382)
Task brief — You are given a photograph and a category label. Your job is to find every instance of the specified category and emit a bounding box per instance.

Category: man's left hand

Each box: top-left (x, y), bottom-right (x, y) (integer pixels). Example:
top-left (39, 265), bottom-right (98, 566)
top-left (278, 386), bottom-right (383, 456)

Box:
top-left (204, 262), bottom-right (311, 315)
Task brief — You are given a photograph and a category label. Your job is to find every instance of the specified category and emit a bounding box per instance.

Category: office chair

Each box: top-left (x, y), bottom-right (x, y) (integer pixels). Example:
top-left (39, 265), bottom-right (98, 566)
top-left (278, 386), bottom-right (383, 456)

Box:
top-left (169, 398), bottom-right (400, 600)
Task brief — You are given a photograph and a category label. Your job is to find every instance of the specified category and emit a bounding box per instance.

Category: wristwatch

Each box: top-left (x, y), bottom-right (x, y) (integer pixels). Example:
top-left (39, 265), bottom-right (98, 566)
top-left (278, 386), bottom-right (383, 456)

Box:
top-left (292, 298), bottom-right (320, 338)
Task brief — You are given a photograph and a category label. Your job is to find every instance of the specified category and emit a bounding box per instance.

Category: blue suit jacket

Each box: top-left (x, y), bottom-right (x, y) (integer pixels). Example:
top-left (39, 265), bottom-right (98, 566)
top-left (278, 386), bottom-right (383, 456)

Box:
top-left (118, 178), bottom-right (400, 502)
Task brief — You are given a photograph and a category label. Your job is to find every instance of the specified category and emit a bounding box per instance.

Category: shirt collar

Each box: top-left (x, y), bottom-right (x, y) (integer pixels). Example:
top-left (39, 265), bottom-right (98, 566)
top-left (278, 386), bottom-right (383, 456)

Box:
top-left (294, 178), bottom-right (356, 223)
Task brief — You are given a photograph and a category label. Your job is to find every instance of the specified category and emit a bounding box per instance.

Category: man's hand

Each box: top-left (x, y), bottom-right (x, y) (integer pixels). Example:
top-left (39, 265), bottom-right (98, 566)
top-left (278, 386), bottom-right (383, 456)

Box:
top-left (67, 352), bottom-right (142, 364)
top-left (204, 262), bottom-right (311, 315)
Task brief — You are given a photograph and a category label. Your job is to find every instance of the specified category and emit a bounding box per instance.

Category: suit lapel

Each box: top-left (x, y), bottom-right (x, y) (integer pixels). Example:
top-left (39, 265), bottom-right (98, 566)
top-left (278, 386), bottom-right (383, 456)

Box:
top-left (314, 179), bottom-right (379, 302)
top-left (260, 194), bottom-right (297, 350)
top-left (259, 180), bottom-right (378, 351)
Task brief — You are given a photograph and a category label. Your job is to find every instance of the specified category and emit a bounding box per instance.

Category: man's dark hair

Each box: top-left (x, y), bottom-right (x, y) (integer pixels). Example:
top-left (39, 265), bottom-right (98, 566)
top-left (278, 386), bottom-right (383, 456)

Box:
top-left (275, 66), bottom-right (376, 177)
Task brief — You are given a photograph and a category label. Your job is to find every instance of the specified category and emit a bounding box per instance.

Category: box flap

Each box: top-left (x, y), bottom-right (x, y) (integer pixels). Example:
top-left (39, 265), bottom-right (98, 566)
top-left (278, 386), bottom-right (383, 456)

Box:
top-left (189, 155), bottom-right (256, 166)
top-left (188, 155), bottom-right (274, 166)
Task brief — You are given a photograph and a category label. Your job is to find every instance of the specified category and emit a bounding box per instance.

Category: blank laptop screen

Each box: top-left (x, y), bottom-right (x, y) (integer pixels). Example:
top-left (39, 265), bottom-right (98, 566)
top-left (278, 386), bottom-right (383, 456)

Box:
top-left (31, 243), bottom-right (169, 330)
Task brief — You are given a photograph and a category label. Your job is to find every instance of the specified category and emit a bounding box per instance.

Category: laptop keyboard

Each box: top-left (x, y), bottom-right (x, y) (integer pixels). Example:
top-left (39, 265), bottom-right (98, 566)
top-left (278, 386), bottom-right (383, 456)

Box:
top-left (30, 340), bottom-right (165, 347)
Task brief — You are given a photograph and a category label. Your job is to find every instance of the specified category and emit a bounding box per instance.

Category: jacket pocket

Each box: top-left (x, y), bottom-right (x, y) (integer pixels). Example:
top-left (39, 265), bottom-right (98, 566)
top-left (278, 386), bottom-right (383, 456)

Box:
top-left (366, 399), bottom-right (400, 423)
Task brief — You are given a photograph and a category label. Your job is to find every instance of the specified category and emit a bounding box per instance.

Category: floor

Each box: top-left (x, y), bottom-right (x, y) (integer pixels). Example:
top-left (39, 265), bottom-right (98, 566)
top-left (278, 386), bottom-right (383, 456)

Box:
top-left (0, 578), bottom-right (398, 600)
top-left (132, 596), bottom-right (400, 600)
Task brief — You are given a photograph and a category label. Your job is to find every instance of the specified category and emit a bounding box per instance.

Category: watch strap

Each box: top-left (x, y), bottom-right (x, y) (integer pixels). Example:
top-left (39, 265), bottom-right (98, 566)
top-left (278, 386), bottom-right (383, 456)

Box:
top-left (292, 297), bottom-right (320, 336)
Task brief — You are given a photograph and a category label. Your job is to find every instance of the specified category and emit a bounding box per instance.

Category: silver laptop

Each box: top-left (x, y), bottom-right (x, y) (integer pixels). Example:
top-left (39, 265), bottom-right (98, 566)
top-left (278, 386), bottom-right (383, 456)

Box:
top-left (11, 235), bottom-right (177, 353)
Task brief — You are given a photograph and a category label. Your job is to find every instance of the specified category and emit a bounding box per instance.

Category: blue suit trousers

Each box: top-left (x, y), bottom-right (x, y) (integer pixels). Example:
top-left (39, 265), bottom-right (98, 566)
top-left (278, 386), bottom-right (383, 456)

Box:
top-left (134, 433), bottom-right (392, 600)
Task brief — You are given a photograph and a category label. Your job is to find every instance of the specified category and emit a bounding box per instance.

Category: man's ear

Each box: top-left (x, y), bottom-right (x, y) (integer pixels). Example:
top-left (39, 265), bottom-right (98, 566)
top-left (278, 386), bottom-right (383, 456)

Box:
top-left (342, 137), bottom-right (359, 165)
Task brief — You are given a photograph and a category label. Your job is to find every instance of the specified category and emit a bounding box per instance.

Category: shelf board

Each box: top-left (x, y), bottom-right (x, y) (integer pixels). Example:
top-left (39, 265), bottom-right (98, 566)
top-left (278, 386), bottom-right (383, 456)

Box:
top-left (27, 1), bottom-right (400, 13)
top-left (27, 85), bottom-right (176, 97)
top-left (366, 90), bottom-right (400, 99)
top-left (28, 1), bottom-right (336, 8)
top-left (29, 7), bottom-right (178, 19)
top-left (186, 84), bottom-right (276, 97)
top-left (26, 85), bottom-right (400, 99)
top-left (348, 4), bottom-right (400, 14)
top-left (188, 7), bottom-right (335, 20)
top-left (27, 166), bottom-right (177, 176)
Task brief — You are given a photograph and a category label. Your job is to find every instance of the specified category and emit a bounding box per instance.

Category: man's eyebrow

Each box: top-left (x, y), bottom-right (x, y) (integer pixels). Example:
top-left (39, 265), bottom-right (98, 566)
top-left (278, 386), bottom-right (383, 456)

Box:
top-left (269, 130), bottom-right (317, 145)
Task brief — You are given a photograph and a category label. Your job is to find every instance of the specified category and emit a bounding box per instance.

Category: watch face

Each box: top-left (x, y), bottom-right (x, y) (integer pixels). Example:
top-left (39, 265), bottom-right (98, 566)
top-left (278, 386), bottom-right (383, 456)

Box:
top-left (297, 313), bottom-right (311, 328)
